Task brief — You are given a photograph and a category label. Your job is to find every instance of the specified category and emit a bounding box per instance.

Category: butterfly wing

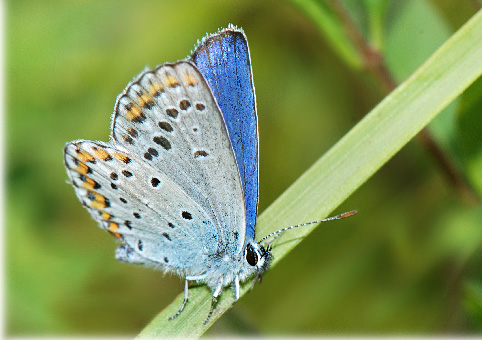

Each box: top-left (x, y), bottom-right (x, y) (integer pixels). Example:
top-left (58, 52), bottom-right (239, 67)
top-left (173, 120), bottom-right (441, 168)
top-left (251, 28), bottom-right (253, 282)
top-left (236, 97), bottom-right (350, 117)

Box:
top-left (64, 139), bottom-right (212, 271)
top-left (191, 26), bottom-right (259, 240)
top-left (64, 61), bottom-right (246, 275)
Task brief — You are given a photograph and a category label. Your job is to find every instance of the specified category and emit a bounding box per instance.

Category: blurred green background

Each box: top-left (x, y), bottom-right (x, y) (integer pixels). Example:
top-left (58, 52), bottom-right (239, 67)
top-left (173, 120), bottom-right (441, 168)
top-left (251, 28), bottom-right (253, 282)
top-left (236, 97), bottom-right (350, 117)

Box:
top-left (7, 0), bottom-right (482, 336)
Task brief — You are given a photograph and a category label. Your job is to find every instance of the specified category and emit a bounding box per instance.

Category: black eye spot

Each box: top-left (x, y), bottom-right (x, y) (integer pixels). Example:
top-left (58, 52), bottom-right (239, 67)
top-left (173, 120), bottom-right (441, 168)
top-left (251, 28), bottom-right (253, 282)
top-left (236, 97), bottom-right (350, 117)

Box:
top-left (163, 232), bottom-right (171, 241)
top-left (168, 222), bottom-right (175, 228)
top-left (133, 212), bottom-right (141, 219)
top-left (151, 178), bottom-right (160, 187)
top-left (166, 108), bottom-right (178, 118)
top-left (122, 170), bottom-right (132, 177)
top-left (179, 99), bottom-right (191, 110)
top-left (195, 103), bottom-right (205, 111)
top-left (158, 121), bottom-right (173, 132)
top-left (246, 244), bottom-right (258, 266)
top-left (120, 197), bottom-right (127, 204)
top-left (164, 257), bottom-right (169, 263)
top-left (137, 240), bottom-right (143, 251)
top-left (144, 152), bottom-right (152, 160)
top-left (193, 127), bottom-right (198, 133)
top-left (182, 211), bottom-right (192, 220)
top-left (110, 172), bottom-right (118, 180)
top-left (153, 136), bottom-right (171, 150)
top-left (87, 192), bottom-right (96, 201)
top-left (125, 221), bottom-right (132, 229)
top-left (111, 183), bottom-right (117, 189)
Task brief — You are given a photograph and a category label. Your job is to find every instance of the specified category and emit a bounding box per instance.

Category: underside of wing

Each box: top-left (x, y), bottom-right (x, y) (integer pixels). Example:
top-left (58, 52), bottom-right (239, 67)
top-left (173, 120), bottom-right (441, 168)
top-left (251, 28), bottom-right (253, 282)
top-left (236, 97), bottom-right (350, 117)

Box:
top-left (64, 140), bottom-right (215, 276)
top-left (64, 61), bottom-right (248, 274)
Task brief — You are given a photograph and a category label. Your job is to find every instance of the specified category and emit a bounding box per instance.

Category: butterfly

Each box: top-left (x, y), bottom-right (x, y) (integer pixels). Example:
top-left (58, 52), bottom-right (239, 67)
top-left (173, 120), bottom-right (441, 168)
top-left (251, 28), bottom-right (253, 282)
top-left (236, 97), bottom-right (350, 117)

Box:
top-left (64, 24), bottom-right (356, 324)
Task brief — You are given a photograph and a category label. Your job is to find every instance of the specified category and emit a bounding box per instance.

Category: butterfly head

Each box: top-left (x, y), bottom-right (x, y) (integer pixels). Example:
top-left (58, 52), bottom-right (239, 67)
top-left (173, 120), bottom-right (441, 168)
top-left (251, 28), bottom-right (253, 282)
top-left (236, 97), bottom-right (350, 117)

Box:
top-left (245, 242), bottom-right (272, 274)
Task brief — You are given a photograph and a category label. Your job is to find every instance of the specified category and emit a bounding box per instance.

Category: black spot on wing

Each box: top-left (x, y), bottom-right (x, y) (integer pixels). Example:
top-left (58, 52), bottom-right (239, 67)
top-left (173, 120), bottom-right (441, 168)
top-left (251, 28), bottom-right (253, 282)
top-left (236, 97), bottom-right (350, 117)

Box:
top-left (153, 136), bottom-right (171, 150)
top-left (158, 121), bottom-right (173, 132)
top-left (182, 211), bottom-right (192, 220)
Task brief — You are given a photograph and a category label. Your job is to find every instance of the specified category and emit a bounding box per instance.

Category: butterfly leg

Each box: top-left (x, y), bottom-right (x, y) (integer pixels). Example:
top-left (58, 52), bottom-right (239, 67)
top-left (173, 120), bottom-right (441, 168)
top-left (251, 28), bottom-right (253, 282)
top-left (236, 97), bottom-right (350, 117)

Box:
top-left (169, 275), bottom-right (207, 321)
top-left (249, 273), bottom-right (262, 292)
top-left (168, 279), bottom-right (190, 320)
top-left (233, 275), bottom-right (240, 300)
top-left (203, 282), bottom-right (223, 325)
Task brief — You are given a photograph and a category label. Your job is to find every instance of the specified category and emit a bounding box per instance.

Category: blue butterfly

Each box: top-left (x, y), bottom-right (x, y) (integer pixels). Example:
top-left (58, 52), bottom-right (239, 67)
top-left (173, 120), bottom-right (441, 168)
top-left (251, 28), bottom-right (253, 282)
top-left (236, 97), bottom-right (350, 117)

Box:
top-left (64, 24), bottom-right (355, 323)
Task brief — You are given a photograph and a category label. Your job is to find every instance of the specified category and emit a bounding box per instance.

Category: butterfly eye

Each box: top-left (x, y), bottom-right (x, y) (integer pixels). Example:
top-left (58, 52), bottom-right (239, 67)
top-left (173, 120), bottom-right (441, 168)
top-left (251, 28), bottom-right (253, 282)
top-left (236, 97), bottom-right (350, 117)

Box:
top-left (246, 244), bottom-right (258, 266)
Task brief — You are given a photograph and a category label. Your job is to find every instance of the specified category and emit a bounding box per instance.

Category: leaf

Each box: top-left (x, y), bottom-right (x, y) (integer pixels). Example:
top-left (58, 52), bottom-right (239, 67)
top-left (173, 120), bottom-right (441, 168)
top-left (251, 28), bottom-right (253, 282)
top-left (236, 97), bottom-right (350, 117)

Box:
top-left (137, 9), bottom-right (482, 338)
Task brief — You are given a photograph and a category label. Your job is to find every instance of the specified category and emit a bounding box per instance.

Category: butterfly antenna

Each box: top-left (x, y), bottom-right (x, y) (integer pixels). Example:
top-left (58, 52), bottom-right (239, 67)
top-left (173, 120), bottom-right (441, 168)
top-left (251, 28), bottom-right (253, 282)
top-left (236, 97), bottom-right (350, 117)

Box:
top-left (259, 210), bottom-right (357, 244)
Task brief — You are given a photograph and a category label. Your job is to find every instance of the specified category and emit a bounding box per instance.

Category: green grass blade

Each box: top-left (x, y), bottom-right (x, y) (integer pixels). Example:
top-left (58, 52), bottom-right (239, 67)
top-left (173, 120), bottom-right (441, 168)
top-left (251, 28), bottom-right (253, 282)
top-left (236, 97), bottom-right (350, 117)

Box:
top-left (137, 9), bottom-right (482, 338)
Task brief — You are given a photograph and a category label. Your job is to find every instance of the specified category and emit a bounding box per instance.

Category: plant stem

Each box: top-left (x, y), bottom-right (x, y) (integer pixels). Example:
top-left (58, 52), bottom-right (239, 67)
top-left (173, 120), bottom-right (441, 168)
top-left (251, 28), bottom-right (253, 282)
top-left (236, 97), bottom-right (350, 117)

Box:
top-left (330, 0), bottom-right (480, 205)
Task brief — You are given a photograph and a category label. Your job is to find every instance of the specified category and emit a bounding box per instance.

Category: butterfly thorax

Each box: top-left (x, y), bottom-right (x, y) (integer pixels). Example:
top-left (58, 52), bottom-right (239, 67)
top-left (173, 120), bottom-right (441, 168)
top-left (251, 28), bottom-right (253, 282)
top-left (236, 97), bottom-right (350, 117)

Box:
top-left (191, 239), bottom-right (271, 291)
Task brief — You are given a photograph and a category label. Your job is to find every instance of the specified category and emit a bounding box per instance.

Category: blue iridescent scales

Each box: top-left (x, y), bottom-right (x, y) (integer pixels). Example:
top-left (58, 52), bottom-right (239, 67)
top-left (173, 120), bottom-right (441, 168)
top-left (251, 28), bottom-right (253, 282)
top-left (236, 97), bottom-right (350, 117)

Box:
top-left (191, 29), bottom-right (259, 240)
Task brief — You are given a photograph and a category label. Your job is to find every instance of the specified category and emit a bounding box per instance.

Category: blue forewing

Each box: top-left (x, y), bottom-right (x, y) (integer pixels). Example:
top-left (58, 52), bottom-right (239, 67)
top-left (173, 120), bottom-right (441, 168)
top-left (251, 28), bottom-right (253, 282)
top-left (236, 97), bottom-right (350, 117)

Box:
top-left (191, 27), bottom-right (258, 239)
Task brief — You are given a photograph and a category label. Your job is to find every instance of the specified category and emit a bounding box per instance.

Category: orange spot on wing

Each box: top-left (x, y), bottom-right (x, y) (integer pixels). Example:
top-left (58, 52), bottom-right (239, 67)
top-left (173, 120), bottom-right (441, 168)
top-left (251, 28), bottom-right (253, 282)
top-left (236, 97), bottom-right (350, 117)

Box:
top-left (92, 147), bottom-right (111, 161)
top-left (112, 232), bottom-right (122, 239)
top-left (113, 152), bottom-right (130, 164)
top-left (102, 212), bottom-right (111, 221)
top-left (75, 161), bottom-right (89, 175)
top-left (148, 81), bottom-right (164, 96)
top-left (82, 177), bottom-right (98, 190)
top-left (89, 192), bottom-right (109, 209)
top-left (125, 102), bottom-right (144, 121)
top-left (137, 93), bottom-right (154, 108)
top-left (184, 73), bottom-right (198, 86)
top-left (108, 222), bottom-right (118, 232)
top-left (108, 222), bottom-right (122, 239)
top-left (76, 150), bottom-right (94, 163)
top-left (164, 74), bottom-right (179, 88)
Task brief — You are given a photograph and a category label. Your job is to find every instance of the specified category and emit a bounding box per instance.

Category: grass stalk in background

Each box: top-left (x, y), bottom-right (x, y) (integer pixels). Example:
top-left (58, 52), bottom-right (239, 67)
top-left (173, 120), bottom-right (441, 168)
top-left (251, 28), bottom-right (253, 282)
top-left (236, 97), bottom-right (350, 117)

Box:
top-left (137, 9), bottom-right (482, 338)
top-left (329, 0), bottom-right (481, 204)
